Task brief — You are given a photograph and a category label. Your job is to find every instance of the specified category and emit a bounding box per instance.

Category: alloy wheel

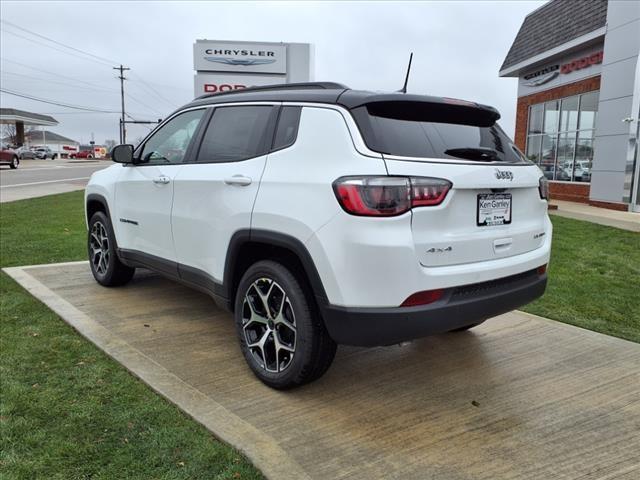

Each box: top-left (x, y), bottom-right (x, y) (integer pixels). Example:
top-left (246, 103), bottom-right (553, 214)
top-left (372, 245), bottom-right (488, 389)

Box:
top-left (242, 278), bottom-right (297, 373)
top-left (90, 221), bottom-right (110, 276)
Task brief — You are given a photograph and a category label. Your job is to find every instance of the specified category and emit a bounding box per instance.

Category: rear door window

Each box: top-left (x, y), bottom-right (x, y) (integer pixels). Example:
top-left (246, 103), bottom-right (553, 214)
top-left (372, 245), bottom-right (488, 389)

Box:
top-left (352, 105), bottom-right (526, 163)
top-left (197, 105), bottom-right (275, 163)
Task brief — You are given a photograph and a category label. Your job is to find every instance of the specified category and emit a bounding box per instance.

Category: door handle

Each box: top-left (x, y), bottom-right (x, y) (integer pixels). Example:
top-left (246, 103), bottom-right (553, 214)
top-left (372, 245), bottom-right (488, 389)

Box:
top-left (152, 175), bottom-right (170, 185)
top-left (224, 175), bottom-right (252, 186)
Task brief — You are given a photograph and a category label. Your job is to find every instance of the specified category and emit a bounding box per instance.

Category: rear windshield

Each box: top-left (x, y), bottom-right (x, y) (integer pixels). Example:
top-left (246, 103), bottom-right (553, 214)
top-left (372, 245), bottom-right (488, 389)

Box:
top-left (351, 105), bottom-right (526, 163)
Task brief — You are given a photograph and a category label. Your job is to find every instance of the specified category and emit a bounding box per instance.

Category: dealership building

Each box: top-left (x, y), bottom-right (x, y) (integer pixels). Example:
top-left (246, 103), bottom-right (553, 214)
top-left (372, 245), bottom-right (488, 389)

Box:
top-left (500, 0), bottom-right (639, 212)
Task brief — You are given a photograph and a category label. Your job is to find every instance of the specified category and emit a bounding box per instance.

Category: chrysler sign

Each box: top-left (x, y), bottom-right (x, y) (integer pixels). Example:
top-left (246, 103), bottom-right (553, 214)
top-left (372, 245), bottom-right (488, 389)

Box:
top-left (194, 41), bottom-right (287, 74)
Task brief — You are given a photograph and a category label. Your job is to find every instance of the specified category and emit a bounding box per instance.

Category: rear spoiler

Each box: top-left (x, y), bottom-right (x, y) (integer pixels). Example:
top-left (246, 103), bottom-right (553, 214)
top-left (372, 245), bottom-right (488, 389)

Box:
top-left (340, 93), bottom-right (500, 127)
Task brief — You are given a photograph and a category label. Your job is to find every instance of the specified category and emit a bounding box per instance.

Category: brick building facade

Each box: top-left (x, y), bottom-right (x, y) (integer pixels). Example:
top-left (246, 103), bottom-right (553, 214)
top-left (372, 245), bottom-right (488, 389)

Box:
top-left (500, 0), bottom-right (640, 212)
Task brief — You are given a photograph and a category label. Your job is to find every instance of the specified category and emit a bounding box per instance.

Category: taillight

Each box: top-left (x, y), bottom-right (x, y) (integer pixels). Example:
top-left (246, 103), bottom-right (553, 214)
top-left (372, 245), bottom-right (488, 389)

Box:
top-left (537, 264), bottom-right (547, 275)
top-left (333, 176), bottom-right (451, 217)
top-left (538, 176), bottom-right (549, 200)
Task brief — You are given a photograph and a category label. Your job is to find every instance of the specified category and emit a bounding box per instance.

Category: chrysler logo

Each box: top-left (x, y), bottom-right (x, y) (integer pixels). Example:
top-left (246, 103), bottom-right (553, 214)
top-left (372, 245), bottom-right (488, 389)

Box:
top-left (204, 57), bottom-right (276, 66)
top-left (495, 169), bottom-right (513, 181)
top-left (523, 70), bottom-right (559, 87)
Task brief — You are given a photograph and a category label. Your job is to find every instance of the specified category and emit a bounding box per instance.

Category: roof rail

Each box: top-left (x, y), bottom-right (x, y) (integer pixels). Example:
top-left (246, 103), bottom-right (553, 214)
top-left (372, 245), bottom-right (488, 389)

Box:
top-left (195, 82), bottom-right (348, 100)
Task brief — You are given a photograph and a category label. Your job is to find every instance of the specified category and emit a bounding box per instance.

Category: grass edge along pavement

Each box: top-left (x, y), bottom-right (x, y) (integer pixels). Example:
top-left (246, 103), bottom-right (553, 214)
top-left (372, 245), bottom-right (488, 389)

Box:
top-left (0, 191), bottom-right (264, 479)
top-left (1, 190), bottom-right (639, 477)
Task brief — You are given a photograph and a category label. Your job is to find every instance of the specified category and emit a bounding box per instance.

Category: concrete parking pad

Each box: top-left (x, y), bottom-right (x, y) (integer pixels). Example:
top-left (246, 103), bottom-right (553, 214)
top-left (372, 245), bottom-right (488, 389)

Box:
top-left (5, 262), bottom-right (640, 480)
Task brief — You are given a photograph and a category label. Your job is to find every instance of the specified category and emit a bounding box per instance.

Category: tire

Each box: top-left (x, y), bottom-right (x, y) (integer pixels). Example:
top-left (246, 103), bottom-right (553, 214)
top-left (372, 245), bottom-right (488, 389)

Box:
top-left (88, 211), bottom-right (135, 286)
top-left (9, 156), bottom-right (19, 169)
top-left (88, 154), bottom-right (94, 159)
top-left (234, 260), bottom-right (337, 389)
top-left (52, 153), bottom-right (58, 160)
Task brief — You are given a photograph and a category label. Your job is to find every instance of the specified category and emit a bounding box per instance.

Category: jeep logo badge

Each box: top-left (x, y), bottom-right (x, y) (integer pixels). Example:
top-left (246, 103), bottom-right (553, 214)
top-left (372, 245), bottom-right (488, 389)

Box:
top-left (495, 169), bottom-right (513, 181)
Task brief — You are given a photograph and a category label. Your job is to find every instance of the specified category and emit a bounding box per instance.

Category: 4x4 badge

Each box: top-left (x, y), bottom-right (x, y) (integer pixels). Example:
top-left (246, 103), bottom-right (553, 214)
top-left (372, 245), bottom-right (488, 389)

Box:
top-left (495, 169), bottom-right (514, 181)
top-left (427, 246), bottom-right (452, 253)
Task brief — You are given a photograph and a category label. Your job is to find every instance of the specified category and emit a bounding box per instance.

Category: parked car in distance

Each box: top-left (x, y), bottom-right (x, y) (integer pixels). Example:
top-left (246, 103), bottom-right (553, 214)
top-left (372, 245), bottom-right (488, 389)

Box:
top-left (34, 147), bottom-right (57, 159)
top-left (16, 146), bottom-right (36, 160)
top-left (85, 82), bottom-right (552, 389)
top-left (0, 144), bottom-right (20, 169)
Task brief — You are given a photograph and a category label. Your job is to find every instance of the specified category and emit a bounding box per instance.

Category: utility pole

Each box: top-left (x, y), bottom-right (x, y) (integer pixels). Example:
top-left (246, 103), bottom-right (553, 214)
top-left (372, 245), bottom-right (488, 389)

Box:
top-left (113, 65), bottom-right (130, 144)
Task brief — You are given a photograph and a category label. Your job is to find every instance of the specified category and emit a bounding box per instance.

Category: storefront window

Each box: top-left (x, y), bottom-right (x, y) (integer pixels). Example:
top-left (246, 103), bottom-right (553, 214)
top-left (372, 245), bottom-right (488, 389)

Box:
top-left (528, 103), bottom-right (544, 134)
top-left (543, 100), bottom-right (559, 135)
top-left (559, 95), bottom-right (580, 132)
top-left (579, 91), bottom-right (599, 130)
top-left (525, 90), bottom-right (598, 182)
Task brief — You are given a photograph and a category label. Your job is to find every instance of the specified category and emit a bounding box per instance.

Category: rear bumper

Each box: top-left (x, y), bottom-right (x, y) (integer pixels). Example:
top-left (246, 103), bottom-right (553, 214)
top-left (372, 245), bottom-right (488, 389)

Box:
top-left (321, 269), bottom-right (547, 346)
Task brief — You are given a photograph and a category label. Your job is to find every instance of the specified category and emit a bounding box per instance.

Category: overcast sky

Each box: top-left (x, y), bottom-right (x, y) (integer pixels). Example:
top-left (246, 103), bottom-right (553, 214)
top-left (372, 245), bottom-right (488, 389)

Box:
top-left (0, 0), bottom-right (544, 145)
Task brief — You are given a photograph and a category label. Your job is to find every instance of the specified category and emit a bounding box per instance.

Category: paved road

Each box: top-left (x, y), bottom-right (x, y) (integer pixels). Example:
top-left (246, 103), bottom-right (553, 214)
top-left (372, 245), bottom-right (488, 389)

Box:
top-left (0, 159), bottom-right (110, 203)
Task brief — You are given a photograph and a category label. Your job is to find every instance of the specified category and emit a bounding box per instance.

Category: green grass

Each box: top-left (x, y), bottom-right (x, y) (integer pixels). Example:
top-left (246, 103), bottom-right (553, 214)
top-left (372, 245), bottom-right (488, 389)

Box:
top-left (522, 214), bottom-right (640, 343)
top-left (0, 191), bottom-right (263, 480)
top-left (1, 192), bottom-right (639, 478)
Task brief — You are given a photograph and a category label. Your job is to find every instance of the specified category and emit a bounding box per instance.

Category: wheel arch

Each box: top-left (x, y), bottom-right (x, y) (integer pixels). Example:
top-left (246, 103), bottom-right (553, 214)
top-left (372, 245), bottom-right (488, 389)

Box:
top-left (86, 193), bottom-right (112, 225)
top-left (224, 229), bottom-right (328, 312)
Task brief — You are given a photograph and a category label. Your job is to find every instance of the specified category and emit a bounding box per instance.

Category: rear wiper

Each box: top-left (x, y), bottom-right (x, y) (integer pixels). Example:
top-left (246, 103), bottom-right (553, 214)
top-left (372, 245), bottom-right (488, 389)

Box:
top-left (444, 147), bottom-right (499, 161)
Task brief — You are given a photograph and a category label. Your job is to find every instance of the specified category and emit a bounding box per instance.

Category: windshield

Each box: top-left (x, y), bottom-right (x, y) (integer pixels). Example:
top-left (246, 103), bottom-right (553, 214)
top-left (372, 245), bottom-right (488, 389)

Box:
top-left (351, 105), bottom-right (527, 163)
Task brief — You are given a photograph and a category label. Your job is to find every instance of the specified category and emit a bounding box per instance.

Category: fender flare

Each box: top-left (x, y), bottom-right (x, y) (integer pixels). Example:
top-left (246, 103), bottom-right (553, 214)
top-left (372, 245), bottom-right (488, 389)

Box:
top-left (85, 193), bottom-right (112, 223)
top-left (223, 229), bottom-right (329, 306)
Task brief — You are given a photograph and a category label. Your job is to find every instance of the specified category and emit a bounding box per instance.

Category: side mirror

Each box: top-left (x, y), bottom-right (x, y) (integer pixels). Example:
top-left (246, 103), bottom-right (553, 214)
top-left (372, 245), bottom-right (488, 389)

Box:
top-left (111, 144), bottom-right (134, 164)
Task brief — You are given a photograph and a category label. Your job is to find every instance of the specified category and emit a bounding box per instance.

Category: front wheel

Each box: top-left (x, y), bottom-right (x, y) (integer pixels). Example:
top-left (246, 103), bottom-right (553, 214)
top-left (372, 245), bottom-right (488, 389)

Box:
top-left (88, 211), bottom-right (135, 286)
top-left (10, 156), bottom-right (19, 169)
top-left (234, 260), bottom-right (337, 389)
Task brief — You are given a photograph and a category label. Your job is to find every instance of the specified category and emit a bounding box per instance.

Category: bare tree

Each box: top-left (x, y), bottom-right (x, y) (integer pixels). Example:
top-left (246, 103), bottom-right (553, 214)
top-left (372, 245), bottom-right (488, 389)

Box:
top-left (1, 124), bottom-right (18, 145)
top-left (104, 139), bottom-right (117, 150)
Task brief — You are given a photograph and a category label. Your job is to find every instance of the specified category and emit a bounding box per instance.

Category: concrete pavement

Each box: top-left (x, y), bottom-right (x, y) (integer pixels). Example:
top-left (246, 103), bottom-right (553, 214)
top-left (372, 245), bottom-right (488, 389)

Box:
top-left (0, 158), bottom-right (109, 203)
top-left (5, 261), bottom-right (639, 480)
top-left (549, 200), bottom-right (640, 232)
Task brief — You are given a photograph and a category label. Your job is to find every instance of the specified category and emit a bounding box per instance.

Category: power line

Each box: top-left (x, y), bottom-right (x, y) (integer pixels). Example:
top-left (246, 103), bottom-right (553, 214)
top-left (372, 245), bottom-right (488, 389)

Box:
top-left (1, 70), bottom-right (119, 94)
top-left (0, 19), bottom-right (119, 65)
top-left (125, 93), bottom-right (164, 116)
top-left (2, 70), bottom-right (160, 118)
top-left (0, 88), bottom-right (119, 113)
top-left (0, 57), bottom-right (116, 90)
top-left (130, 73), bottom-right (179, 108)
top-left (0, 29), bottom-right (113, 68)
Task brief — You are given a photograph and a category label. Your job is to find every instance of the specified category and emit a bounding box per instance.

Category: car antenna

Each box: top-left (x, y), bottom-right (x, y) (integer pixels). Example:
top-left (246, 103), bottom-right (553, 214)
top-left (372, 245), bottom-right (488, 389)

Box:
top-left (398, 52), bottom-right (413, 94)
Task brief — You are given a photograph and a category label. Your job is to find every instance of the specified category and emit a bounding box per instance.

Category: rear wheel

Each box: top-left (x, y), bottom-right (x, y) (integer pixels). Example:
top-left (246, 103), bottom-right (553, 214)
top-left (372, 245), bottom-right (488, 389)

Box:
top-left (9, 156), bottom-right (19, 169)
top-left (88, 211), bottom-right (135, 286)
top-left (234, 260), bottom-right (337, 389)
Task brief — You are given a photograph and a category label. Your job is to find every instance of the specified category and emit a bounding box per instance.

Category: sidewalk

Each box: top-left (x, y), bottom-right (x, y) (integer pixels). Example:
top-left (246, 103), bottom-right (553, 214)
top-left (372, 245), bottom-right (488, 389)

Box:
top-left (549, 200), bottom-right (640, 232)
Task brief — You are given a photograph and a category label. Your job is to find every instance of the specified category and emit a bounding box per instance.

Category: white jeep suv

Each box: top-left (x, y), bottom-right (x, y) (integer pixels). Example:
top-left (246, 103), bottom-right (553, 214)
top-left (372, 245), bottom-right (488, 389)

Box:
top-left (85, 82), bottom-right (552, 389)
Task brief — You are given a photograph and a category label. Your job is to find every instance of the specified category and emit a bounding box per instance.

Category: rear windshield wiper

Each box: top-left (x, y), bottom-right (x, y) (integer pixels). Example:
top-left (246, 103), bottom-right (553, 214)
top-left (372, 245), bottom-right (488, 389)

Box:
top-left (444, 147), bottom-right (499, 161)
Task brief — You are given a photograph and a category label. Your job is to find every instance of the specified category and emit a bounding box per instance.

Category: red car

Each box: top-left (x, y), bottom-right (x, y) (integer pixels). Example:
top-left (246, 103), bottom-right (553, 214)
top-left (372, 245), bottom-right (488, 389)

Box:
top-left (70, 150), bottom-right (94, 159)
top-left (0, 144), bottom-right (20, 169)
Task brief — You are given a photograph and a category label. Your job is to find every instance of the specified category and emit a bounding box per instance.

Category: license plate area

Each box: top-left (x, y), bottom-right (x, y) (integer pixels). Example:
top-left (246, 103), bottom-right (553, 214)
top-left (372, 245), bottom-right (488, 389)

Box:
top-left (477, 193), bottom-right (512, 227)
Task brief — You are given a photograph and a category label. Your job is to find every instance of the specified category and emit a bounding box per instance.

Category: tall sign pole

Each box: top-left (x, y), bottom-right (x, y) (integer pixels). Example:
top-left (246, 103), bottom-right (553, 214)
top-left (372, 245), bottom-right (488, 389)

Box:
top-left (113, 65), bottom-right (130, 144)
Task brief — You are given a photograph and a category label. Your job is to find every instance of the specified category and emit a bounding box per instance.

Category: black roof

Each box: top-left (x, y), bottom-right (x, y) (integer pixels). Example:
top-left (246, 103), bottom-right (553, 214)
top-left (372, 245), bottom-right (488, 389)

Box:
top-left (184, 82), bottom-right (500, 122)
top-left (500, 0), bottom-right (607, 72)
